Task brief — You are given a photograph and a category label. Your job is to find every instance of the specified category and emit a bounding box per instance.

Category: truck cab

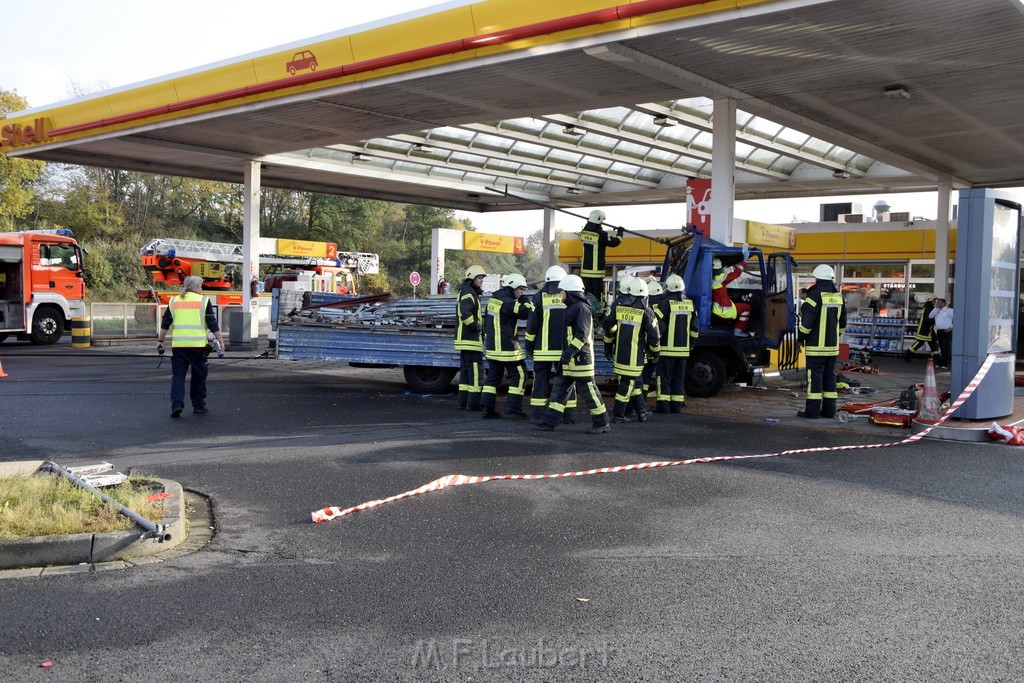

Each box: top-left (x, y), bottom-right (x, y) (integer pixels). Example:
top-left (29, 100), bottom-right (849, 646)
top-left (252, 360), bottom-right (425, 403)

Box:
top-left (0, 230), bottom-right (86, 344)
top-left (666, 228), bottom-right (797, 396)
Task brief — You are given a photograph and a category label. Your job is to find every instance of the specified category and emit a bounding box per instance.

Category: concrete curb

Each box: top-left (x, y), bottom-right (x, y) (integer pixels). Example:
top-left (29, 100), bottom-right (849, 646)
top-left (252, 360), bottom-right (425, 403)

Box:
top-left (0, 478), bottom-right (186, 571)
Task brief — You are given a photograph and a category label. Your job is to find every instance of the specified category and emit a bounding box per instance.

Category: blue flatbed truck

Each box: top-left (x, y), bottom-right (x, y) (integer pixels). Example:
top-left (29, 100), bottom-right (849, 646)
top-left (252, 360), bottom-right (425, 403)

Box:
top-left (275, 229), bottom-right (799, 396)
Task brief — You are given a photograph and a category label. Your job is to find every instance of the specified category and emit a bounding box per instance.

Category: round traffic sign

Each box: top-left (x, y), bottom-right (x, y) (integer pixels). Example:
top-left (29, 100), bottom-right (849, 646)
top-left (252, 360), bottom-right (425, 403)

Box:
top-left (409, 271), bottom-right (421, 286)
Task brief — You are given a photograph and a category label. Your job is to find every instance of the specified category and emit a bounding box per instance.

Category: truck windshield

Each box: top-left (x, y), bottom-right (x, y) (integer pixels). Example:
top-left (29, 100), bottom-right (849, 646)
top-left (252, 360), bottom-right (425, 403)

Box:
top-left (41, 243), bottom-right (80, 271)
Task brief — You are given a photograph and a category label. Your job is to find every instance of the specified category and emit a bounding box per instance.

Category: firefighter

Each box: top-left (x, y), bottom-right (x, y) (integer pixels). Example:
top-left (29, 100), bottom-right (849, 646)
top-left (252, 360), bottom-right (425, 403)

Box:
top-left (603, 277), bottom-right (660, 423)
top-left (157, 275), bottom-right (226, 418)
top-left (904, 297), bottom-right (939, 362)
top-left (580, 210), bottom-right (623, 316)
top-left (711, 258), bottom-right (751, 335)
top-left (655, 274), bottom-right (699, 413)
top-left (525, 265), bottom-right (577, 422)
top-left (454, 265), bottom-right (486, 411)
top-left (797, 264), bottom-right (847, 419)
top-left (535, 275), bottom-right (611, 434)
top-left (481, 273), bottom-right (534, 419)
top-left (641, 278), bottom-right (665, 400)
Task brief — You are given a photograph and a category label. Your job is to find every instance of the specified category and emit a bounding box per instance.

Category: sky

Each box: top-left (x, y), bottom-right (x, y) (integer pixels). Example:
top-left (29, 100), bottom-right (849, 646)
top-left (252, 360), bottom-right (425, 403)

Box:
top-left (1, 0), bottom-right (1019, 239)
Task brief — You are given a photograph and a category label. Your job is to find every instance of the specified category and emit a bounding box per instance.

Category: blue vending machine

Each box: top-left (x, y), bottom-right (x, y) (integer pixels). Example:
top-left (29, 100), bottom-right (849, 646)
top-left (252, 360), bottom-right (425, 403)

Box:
top-left (952, 188), bottom-right (1022, 419)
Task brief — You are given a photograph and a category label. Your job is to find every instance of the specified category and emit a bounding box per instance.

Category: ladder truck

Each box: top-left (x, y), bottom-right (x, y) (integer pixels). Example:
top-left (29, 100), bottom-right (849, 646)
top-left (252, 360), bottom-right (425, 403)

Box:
top-left (137, 237), bottom-right (380, 308)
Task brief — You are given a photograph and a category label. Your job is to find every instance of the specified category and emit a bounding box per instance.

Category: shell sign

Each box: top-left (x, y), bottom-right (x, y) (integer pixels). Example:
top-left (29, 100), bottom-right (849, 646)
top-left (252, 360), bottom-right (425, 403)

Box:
top-left (464, 232), bottom-right (525, 255)
top-left (1, 117), bottom-right (51, 148)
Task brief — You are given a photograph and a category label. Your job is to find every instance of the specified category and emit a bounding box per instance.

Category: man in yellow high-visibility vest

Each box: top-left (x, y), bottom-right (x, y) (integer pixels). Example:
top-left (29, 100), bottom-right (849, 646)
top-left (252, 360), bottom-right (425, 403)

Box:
top-left (158, 275), bottom-right (226, 418)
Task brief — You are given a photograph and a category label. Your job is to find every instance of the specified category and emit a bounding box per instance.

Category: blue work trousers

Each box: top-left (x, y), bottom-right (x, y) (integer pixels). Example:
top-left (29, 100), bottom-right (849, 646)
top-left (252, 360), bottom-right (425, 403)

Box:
top-left (170, 347), bottom-right (208, 410)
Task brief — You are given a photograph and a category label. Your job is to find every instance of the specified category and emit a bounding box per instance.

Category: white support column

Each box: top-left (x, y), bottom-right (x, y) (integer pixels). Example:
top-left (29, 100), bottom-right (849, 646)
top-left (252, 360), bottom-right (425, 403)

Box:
top-left (710, 97), bottom-right (737, 244)
top-left (542, 208), bottom-right (555, 272)
top-left (934, 180), bottom-right (952, 299)
top-left (430, 228), bottom-right (444, 295)
top-left (242, 160), bottom-right (261, 343)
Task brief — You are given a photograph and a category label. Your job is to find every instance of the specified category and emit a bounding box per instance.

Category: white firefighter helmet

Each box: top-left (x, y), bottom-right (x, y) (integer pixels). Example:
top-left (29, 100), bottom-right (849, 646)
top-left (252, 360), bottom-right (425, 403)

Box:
top-left (588, 209), bottom-right (606, 224)
top-left (545, 265), bottom-right (568, 282)
top-left (618, 275), bottom-right (637, 294)
top-left (464, 265), bottom-right (486, 280)
top-left (665, 274), bottom-right (685, 292)
top-left (812, 264), bottom-right (835, 280)
top-left (647, 280), bottom-right (664, 296)
top-left (626, 278), bottom-right (649, 297)
top-left (712, 258), bottom-right (723, 270)
top-left (502, 273), bottom-right (528, 289)
top-left (558, 274), bottom-right (585, 292)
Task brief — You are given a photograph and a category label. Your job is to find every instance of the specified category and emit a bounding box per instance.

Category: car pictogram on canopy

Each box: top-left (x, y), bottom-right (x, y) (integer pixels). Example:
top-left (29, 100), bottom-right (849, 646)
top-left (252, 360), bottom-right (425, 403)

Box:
top-left (286, 51), bottom-right (317, 76)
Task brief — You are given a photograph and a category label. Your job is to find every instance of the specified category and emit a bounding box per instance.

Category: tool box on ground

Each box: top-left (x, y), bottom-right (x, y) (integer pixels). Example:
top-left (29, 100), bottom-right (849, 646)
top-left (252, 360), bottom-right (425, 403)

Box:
top-left (868, 407), bottom-right (917, 428)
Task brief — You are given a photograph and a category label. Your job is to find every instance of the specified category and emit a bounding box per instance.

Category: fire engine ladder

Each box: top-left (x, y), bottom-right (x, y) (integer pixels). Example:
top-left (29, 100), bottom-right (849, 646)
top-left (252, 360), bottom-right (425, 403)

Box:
top-left (141, 238), bottom-right (244, 262)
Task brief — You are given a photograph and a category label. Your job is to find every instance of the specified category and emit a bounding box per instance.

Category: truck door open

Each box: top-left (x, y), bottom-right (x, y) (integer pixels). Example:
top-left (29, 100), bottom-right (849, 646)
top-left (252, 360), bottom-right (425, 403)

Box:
top-left (764, 253), bottom-right (795, 347)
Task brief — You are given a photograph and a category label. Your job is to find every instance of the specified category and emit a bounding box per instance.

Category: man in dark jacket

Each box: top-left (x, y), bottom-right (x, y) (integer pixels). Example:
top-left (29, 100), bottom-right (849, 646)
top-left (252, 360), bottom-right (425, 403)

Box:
top-left (579, 210), bottom-right (622, 315)
top-left (481, 273), bottom-right (534, 419)
top-left (655, 273), bottom-right (699, 413)
top-left (904, 297), bottom-right (938, 362)
top-left (603, 277), bottom-right (661, 423)
top-left (454, 265), bottom-right (486, 410)
top-left (798, 264), bottom-right (847, 419)
top-left (525, 265), bottom-right (575, 422)
top-left (536, 275), bottom-right (610, 434)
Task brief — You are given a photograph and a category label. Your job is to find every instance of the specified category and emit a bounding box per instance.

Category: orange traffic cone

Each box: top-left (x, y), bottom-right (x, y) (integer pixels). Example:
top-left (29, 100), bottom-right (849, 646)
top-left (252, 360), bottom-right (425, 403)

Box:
top-left (917, 357), bottom-right (942, 423)
top-left (0, 359), bottom-right (7, 378)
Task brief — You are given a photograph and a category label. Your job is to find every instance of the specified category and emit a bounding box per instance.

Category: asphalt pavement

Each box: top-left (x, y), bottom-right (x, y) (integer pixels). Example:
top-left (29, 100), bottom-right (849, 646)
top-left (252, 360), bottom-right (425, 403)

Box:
top-left (2, 339), bottom-right (1023, 681)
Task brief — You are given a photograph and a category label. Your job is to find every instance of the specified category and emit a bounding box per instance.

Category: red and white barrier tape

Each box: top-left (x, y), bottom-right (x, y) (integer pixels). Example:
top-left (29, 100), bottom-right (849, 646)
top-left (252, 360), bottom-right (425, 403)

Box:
top-left (311, 355), bottom-right (997, 523)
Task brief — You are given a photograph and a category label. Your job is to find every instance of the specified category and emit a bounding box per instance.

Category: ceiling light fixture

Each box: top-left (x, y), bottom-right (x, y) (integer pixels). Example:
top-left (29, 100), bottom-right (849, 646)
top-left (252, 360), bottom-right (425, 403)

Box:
top-left (883, 85), bottom-right (910, 100)
top-left (352, 153), bottom-right (369, 162)
top-left (832, 169), bottom-right (851, 179)
top-left (653, 115), bottom-right (677, 127)
top-left (562, 124), bottom-right (585, 136)
top-left (566, 187), bottom-right (582, 195)
top-left (412, 143), bottom-right (434, 152)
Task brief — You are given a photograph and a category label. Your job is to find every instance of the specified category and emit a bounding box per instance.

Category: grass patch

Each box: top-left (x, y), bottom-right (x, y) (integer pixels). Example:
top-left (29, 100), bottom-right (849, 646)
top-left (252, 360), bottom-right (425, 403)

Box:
top-left (0, 473), bottom-right (164, 539)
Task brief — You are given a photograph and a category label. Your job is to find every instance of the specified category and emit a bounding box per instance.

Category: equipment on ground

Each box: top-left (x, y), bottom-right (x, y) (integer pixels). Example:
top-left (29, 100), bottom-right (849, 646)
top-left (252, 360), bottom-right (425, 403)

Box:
top-left (0, 230), bottom-right (87, 345)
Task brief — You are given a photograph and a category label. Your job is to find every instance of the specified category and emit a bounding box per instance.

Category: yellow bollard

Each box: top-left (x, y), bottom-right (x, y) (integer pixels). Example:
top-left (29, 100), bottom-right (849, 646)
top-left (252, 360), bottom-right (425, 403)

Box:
top-left (71, 316), bottom-right (92, 348)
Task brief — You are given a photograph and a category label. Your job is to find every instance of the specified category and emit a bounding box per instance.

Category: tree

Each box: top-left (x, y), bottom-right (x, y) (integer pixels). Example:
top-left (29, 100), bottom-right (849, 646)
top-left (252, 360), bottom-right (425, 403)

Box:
top-left (0, 89), bottom-right (45, 230)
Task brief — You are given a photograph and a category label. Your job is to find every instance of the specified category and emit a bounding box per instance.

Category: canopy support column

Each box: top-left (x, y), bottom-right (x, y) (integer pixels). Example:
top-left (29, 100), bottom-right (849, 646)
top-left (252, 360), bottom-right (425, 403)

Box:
top-left (542, 208), bottom-right (555, 273)
top-left (241, 160), bottom-right (261, 346)
top-left (934, 180), bottom-right (952, 299)
top-left (710, 97), bottom-right (736, 244)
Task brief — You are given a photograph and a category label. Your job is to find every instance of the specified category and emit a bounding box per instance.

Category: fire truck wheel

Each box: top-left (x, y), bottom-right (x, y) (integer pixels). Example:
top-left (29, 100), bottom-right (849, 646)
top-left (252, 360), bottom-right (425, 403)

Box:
top-left (30, 307), bottom-right (64, 345)
top-left (403, 365), bottom-right (457, 394)
top-left (686, 350), bottom-right (726, 398)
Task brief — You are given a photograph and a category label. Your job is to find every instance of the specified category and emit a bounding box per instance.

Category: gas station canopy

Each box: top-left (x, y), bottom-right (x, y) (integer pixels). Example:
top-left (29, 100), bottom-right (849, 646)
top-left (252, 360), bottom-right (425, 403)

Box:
top-left (3, 0), bottom-right (1024, 213)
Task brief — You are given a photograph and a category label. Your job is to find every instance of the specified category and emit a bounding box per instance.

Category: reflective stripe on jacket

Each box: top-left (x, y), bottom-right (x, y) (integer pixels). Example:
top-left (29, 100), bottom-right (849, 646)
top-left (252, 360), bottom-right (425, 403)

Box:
top-left (656, 294), bottom-right (698, 357)
top-left (562, 292), bottom-right (596, 377)
top-left (454, 280), bottom-right (483, 351)
top-left (799, 283), bottom-right (846, 356)
top-left (484, 286), bottom-right (533, 361)
top-left (603, 298), bottom-right (660, 377)
top-left (525, 285), bottom-right (566, 361)
top-left (169, 293), bottom-right (209, 347)
top-left (580, 221), bottom-right (622, 278)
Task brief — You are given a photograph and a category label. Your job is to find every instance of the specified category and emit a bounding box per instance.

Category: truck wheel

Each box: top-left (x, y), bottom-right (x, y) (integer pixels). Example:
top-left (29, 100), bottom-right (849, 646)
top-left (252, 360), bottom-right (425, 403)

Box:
top-left (403, 365), bottom-right (457, 394)
top-left (686, 351), bottom-right (726, 398)
top-left (30, 307), bottom-right (64, 345)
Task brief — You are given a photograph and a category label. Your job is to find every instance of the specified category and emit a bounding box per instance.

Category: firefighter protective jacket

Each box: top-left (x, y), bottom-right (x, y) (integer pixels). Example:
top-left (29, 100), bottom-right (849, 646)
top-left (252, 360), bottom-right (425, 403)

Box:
top-left (484, 286), bottom-right (533, 361)
top-left (655, 292), bottom-right (699, 357)
top-left (454, 279), bottom-right (483, 351)
top-left (913, 300), bottom-right (936, 341)
top-left (562, 291), bottom-right (596, 377)
top-left (525, 282), bottom-right (566, 361)
top-left (603, 295), bottom-right (661, 377)
top-left (799, 280), bottom-right (847, 356)
top-left (580, 220), bottom-right (622, 278)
